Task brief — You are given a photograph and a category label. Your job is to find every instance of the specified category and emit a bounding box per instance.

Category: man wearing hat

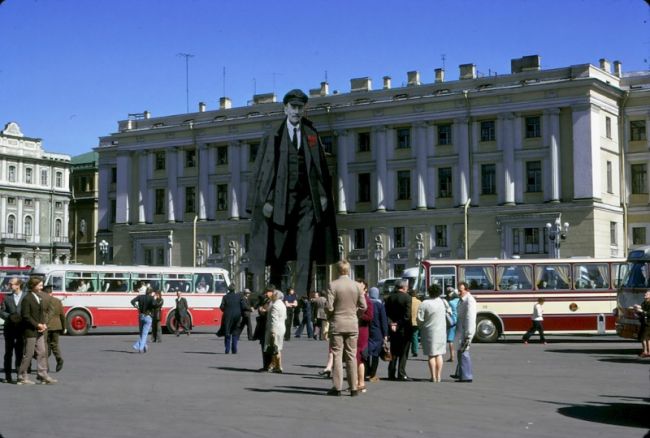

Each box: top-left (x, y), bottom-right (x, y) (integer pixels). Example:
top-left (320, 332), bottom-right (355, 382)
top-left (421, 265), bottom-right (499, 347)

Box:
top-left (247, 89), bottom-right (338, 297)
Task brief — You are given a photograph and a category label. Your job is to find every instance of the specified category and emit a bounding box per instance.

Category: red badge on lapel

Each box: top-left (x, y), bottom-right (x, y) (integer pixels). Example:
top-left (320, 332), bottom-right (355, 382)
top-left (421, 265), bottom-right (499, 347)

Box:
top-left (307, 135), bottom-right (318, 148)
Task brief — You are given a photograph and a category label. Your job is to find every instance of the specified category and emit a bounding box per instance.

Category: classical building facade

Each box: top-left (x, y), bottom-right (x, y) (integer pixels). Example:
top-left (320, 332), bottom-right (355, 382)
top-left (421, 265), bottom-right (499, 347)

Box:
top-left (69, 151), bottom-right (99, 264)
top-left (0, 122), bottom-right (72, 266)
top-left (96, 55), bottom-right (650, 291)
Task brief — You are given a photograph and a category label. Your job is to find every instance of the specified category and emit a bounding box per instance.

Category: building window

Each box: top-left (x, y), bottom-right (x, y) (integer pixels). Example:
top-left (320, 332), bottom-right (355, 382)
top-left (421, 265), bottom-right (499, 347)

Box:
top-left (110, 200), bottom-right (116, 224)
top-left (111, 167), bottom-right (117, 183)
top-left (185, 149), bottom-right (196, 167)
top-left (24, 216), bottom-right (32, 237)
top-left (631, 163), bottom-right (648, 194)
top-left (8, 165), bottom-right (16, 182)
top-left (606, 161), bottom-right (613, 194)
top-left (217, 146), bottom-right (228, 165)
top-left (397, 170), bottom-right (411, 200)
top-left (25, 168), bottom-right (33, 184)
top-left (249, 143), bottom-right (259, 163)
top-left (438, 167), bottom-right (452, 198)
top-left (7, 197), bottom-right (15, 205)
top-left (524, 228), bottom-right (541, 253)
top-left (216, 184), bottom-right (228, 211)
top-left (353, 229), bottom-right (366, 250)
top-left (525, 116), bottom-right (541, 138)
top-left (610, 222), bottom-right (618, 246)
top-left (7, 215), bottom-right (15, 235)
top-left (320, 134), bottom-right (334, 154)
top-left (357, 132), bottom-right (371, 152)
top-left (211, 235), bottom-right (222, 254)
top-left (243, 233), bottom-right (250, 252)
top-left (24, 199), bottom-right (33, 207)
top-left (393, 227), bottom-right (406, 248)
top-left (353, 265), bottom-right (366, 281)
top-left (633, 227), bottom-right (646, 245)
top-left (480, 120), bottom-right (496, 142)
top-left (41, 169), bottom-right (48, 186)
top-left (605, 116), bottom-right (612, 139)
top-left (155, 151), bottom-right (166, 170)
top-left (155, 189), bottom-right (165, 215)
top-left (358, 173), bottom-right (371, 203)
top-left (631, 120), bottom-right (647, 141)
top-left (435, 225), bottom-right (448, 247)
top-left (396, 127), bottom-right (410, 149)
top-left (55, 172), bottom-right (63, 188)
top-left (481, 164), bottom-right (496, 195)
top-left (185, 186), bottom-right (196, 213)
top-left (55, 219), bottom-right (62, 238)
top-left (55, 202), bottom-right (63, 209)
top-left (394, 263), bottom-right (406, 278)
top-left (526, 161), bottom-right (542, 192)
top-left (437, 124), bottom-right (452, 145)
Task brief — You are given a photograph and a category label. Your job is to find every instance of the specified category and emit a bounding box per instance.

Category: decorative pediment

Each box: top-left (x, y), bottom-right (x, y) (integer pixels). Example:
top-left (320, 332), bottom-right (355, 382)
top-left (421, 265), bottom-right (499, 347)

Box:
top-left (2, 122), bottom-right (23, 137)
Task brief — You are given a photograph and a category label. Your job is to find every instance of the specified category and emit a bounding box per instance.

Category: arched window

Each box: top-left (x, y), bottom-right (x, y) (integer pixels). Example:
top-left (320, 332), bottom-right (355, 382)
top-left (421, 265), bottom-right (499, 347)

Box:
top-left (55, 219), bottom-right (62, 238)
top-left (24, 216), bottom-right (32, 237)
top-left (7, 215), bottom-right (15, 235)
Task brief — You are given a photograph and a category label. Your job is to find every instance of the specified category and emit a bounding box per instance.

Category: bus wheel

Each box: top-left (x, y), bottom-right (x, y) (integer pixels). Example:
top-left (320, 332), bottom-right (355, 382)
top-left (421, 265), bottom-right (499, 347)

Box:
top-left (475, 315), bottom-right (499, 343)
top-left (66, 310), bottom-right (90, 336)
top-left (166, 313), bottom-right (178, 334)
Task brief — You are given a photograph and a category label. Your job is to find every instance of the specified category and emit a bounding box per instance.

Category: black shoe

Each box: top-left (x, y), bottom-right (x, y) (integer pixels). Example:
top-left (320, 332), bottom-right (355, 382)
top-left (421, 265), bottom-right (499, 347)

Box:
top-left (398, 376), bottom-right (412, 381)
top-left (326, 388), bottom-right (341, 396)
top-left (318, 370), bottom-right (332, 378)
top-left (449, 374), bottom-right (459, 379)
top-left (455, 379), bottom-right (473, 383)
top-left (350, 390), bottom-right (359, 397)
top-left (272, 368), bottom-right (283, 374)
top-left (55, 359), bottom-right (64, 372)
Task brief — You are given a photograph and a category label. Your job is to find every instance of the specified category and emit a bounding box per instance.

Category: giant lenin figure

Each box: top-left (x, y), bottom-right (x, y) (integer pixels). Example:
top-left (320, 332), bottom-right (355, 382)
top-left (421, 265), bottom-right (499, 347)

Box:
top-left (246, 89), bottom-right (339, 296)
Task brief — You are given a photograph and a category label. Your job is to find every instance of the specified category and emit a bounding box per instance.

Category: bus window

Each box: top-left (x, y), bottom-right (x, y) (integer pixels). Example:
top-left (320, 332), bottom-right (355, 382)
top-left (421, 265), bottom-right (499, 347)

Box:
top-left (194, 273), bottom-right (213, 293)
top-left (573, 264), bottom-right (609, 289)
top-left (429, 266), bottom-right (456, 292)
top-left (163, 274), bottom-right (191, 293)
top-left (131, 273), bottom-right (162, 293)
top-left (497, 265), bottom-right (533, 290)
top-left (460, 265), bottom-right (495, 290)
top-left (99, 273), bottom-right (130, 292)
top-left (535, 264), bottom-right (570, 290)
top-left (623, 262), bottom-right (650, 288)
top-left (613, 263), bottom-right (626, 289)
top-left (214, 275), bottom-right (228, 293)
top-left (65, 272), bottom-right (98, 292)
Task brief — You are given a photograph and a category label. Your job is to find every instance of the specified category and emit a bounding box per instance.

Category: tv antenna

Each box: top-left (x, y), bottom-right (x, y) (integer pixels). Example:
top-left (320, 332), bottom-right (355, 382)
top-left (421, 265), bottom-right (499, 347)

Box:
top-left (177, 53), bottom-right (194, 113)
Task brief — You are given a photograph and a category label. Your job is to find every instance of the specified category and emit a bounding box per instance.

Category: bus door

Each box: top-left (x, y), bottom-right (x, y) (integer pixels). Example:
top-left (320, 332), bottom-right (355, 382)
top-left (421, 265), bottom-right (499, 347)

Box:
top-left (429, 266), bottom-right (456, 292)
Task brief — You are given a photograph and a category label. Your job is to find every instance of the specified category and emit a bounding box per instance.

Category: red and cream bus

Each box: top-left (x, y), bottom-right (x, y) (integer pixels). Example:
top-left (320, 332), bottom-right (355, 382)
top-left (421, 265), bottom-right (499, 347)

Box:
top-left (30, 264), bottom-right (230, 335)
top-left (412, 257), bottom-right (625, 342)
top-left (615, 246), bottom-right (650, 339)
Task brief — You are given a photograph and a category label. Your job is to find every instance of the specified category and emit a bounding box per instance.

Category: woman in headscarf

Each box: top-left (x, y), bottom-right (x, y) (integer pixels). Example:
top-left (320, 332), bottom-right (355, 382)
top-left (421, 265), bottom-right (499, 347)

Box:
top-left (265, 289), bottom-right (287, 373)
top-left (366, 287), bottom-right (388, 383)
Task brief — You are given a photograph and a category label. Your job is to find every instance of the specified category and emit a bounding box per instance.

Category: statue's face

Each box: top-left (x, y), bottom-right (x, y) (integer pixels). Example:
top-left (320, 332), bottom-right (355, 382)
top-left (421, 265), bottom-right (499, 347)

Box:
top-left (284, 102), bottom-right (304, 125)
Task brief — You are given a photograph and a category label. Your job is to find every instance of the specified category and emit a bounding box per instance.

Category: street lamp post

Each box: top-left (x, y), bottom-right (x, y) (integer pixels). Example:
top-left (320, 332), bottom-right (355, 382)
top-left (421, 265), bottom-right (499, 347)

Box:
top-left (228, 241), bottom-right (237, 285)
top-left (546, 218), bottom-right (569, 258)
top-left (98, 240), bottom-right (109, 265)
top-left (414, 233), bottom-right (424, 265)
top-left (374, 235), bottom-right (384, 283)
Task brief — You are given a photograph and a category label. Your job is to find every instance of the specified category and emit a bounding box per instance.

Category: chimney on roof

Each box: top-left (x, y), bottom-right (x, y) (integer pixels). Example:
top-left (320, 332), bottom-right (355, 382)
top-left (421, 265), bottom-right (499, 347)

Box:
top-left (613, 60), bottom-right (622, 77)
top-left (144, 111), bottom-right (151, 119)
top-left (198, 102), bottom-right (206, 112)
top-left (219, 97), bottom-right (232, 110)
top-left (350, 77), bottom-right (372, 92)
top-left (599, 58), bottom-right (611, 73)
top-left (511, 55), bottom-right (541, 73)
top-left (407, 71), bottom-right (420, 86)
top-left (320, 81), bottom-right (329, 96)
top-left (383, 76), bottom-right (392, 90)
top-left (435, 68), bottom-right (445, 83)
top-left (253, 93), bottom-right (276, 105)
top-left (459, 64), bottom-right (476, 80)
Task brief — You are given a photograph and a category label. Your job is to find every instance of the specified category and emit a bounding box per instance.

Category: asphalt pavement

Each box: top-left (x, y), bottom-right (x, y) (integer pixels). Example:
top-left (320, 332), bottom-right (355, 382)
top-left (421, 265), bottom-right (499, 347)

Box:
top-left (0, 329), bottom-right (648, 438)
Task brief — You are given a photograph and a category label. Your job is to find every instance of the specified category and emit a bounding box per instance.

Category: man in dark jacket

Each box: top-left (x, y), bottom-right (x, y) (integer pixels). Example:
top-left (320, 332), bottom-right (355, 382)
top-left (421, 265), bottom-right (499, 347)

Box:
top-left (1, 277), bottom-right (26, 383)
top-left (219, 286), bottom-right (242, 354)
top-left (384, 279), bottom-right (413, 381)
top-left (246, 89), bottom-right (339, 297)
top-left (131, 287), bottom-right (155, 353)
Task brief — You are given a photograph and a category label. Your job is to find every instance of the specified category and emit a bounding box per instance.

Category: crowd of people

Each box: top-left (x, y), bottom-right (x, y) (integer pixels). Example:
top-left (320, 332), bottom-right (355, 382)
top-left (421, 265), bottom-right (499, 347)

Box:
top-left (1, 276), bottom-right (64, 384)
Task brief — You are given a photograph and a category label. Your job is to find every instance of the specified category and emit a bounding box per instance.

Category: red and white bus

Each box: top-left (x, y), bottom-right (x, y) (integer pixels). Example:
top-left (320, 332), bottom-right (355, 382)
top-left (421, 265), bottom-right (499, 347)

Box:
top-left (30, 264), bottom-right (230, 335)
top-left (412, 257), bottom-right (625, 342)
top-left (615, 246), bottom-right (650, 339)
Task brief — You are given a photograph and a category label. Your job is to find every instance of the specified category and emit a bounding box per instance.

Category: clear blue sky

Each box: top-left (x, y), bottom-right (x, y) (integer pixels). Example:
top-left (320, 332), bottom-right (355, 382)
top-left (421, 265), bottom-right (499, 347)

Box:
top-left (1, 0), bottom-right (648, 157)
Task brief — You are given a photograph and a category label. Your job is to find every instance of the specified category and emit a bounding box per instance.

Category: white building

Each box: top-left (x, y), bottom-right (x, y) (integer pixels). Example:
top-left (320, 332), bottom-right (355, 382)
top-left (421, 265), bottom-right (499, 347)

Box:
top-left (97, 55), bottom-right (650, 291)
top-left (0, 122), bottom-right (72, 266)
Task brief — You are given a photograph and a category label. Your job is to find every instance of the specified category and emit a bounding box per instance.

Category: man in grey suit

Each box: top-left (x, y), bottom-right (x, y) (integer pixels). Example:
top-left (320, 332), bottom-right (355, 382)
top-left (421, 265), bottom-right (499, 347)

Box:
top-left (453, 281), bottom-right (477, 382)
top-left (325, 260), bottom-right (366, 397)
top-left (1, 277), bottom-right (25, 383)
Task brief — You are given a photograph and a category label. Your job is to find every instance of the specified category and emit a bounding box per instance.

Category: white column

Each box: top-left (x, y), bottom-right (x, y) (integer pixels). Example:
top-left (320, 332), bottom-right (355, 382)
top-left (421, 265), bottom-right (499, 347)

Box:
top-left (384, 128), bottom-right (396, 210)
top-left (513, 114), bottom-right (524, 204)
top-left (426, 124), bottom-right (436, 208)
top-left (228, 141), bottom-right (240, 219)
top-left (545, 108), bottom-right (561, 202)
top-left (138, 152), bottom-right (147, 223)
top-left (145, 153), bottom-right (154, 223)
top-left (198, 144), bottom-right (209, 220)
top-left (336, 130), bottom-right (349, 214)
top-left (0, 196), bottom-right (6, 235)
top-left (17, 198), bottom-right (23, 236)
top-left (176, 149), bottom-right (185, 222)
top-left (98, 166), bottom-right (111, 229)
top-left (373, 126), bottom-right (387, 212)
top-left (116, 152), bottom-right (131, 224)
top-left (498, 113), bottom-right (516, 205)
top-left (167, 148), bottom-right (178, 222)
top-left (63, 201), bottom-right (69, 239)
top-left (455, 117), bottom-right (470, 205)
top-left (572, 104), bottom-right (601, 199)
top-left (414, 122), bottom-right (428, 210)
top-left (34, 199), bottom-right (40, 242)
top-left (207, 146), bottom-right (216, 220)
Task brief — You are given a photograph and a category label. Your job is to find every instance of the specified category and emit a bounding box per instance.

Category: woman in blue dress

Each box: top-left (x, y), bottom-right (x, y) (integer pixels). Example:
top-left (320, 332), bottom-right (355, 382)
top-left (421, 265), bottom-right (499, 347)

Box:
top-left (445, 288), bottom-right (460, 363)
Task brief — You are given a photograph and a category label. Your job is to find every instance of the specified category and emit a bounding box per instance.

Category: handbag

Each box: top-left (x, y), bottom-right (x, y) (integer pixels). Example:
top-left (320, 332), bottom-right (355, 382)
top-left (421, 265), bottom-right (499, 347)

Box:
top-left (379, 339), bottom-right (392, 361)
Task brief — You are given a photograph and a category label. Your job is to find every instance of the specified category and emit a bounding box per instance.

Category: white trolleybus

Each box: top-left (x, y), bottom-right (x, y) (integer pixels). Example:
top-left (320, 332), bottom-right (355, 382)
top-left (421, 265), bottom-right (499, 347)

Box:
top-left (30, 264), bottom-right (230, 335)
top-left (615, 246), bottom-right (650, 339)
top-left (412, 257), bottom-right (625, 342)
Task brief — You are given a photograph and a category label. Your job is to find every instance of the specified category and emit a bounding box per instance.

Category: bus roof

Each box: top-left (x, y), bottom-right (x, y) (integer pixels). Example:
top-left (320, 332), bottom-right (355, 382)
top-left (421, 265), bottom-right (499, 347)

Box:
top-left (30, 264), bottom-right (230, 275)
top-left (421, 257), bottom-right (624, 266)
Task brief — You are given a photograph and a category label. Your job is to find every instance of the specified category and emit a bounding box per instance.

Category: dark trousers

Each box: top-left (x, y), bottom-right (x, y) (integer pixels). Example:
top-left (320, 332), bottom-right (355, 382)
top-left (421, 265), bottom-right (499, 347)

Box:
top-left (240, 313), bottom-right (253, 340)
top-left (175, 313), bottom-right (190, 334)
top-left (152, 318), bottom-right (162, 342)
top-left (269, 191), bottom-right (315, 296)
top-left (46, 330), bottom-right (63, 362)
top-left (225, 335), bottom-right (240, 354)
top-left (295, 315), bottom-right (313, 338)
top-left (388, 328), bottom-right (412, 379)
top-left (523, 320), bottom-right (545, 342)
top-left (284, 308), bottom-right (295, 340)
top-left (3, 327), bottom-right (23, 380)
top-left (367, 355), bottom-right (380, 377)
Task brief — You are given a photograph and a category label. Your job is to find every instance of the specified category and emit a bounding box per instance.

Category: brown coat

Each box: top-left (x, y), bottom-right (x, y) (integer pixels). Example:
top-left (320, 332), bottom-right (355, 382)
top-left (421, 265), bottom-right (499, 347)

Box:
top-left (326, 275), bottom-right (366, 334)
top-left (47, 295), bottom-right (66, 331)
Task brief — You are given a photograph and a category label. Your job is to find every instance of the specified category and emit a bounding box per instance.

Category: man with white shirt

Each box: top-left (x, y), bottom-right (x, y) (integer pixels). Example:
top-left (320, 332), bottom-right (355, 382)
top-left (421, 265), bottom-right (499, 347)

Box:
top-left (1, 277), bottom-right (26, 383)
top-left (247, 89), bottom-right (338, 297)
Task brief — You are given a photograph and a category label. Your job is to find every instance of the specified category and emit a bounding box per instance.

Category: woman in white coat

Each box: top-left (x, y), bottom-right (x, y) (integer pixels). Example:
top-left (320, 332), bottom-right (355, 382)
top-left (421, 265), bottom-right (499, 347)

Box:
top-left (265, 290), bottom-right (287, 373)
top-left (417, 284), bottom-right (447, 382)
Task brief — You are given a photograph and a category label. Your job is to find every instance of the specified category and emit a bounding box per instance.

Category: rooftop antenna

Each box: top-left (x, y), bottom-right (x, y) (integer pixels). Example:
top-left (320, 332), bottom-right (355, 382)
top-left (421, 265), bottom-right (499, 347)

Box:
top-left (272, 72), bottom-right (283, 94)
top-left (177, 53), bottom-right (194, 113)
top-left (441, 54), bottom-right (446, 71)
top-left (325, 70), bottom-right (328, 82)
top-left (222, 66), bottom-right (226, 97)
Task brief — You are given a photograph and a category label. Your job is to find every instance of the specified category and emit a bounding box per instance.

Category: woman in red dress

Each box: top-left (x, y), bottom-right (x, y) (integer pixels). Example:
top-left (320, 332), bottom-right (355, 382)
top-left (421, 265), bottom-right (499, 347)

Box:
top-left (356, 280), bottom-right (374, 392)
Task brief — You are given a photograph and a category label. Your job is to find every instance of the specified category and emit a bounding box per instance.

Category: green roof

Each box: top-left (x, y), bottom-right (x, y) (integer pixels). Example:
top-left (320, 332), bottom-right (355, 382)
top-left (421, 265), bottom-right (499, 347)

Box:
top-left (71, 151), bottom-right (98, 166)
